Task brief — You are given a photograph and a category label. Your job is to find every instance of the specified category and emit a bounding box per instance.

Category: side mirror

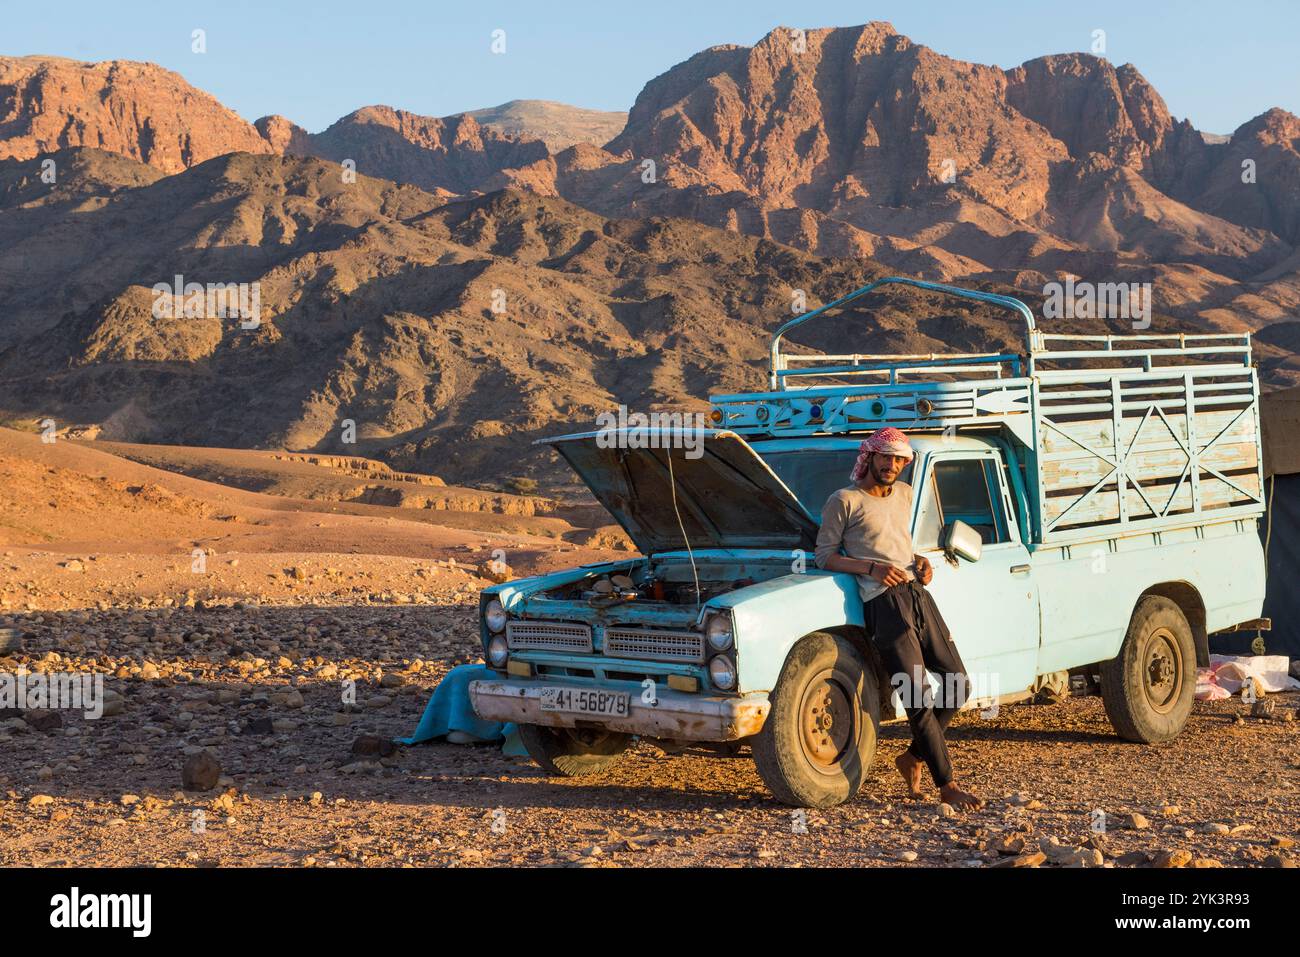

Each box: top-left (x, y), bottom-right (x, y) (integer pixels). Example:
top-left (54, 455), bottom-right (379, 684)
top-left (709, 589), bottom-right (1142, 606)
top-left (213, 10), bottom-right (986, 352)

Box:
top-left (940, 520), bottom-right (983, 563)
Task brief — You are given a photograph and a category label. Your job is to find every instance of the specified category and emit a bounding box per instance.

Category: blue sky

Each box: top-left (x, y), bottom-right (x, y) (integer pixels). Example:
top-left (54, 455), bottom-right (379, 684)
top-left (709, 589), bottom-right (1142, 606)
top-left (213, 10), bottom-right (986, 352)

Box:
top-left (3, 0), bottom-right (1296, 135)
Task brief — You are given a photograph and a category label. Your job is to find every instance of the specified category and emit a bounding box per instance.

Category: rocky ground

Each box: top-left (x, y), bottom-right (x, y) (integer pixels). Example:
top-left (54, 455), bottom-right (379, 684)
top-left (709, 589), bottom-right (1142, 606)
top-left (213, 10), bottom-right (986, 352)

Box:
top-left (0, 430), bottom-right (1296, 868)
top-left (1, 585), bottom-right (1296, 869)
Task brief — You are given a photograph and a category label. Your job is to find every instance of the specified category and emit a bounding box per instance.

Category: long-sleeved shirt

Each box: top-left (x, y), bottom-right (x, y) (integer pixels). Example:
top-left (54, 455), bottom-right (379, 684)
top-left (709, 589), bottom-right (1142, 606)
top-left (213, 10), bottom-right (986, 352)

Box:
top-left (814, 482), bottom-right (916, 603)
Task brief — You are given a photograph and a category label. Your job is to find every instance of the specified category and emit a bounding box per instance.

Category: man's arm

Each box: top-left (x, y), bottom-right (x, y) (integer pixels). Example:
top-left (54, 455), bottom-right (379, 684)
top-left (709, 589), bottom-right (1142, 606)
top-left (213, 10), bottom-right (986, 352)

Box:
top-left (815, 493), bottom-right (910, 586)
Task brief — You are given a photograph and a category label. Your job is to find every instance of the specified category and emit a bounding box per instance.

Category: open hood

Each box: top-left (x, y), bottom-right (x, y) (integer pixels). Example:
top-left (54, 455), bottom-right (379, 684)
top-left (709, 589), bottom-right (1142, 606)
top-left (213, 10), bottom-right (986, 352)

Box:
top-left (542, 428), bottom-right (818, 555)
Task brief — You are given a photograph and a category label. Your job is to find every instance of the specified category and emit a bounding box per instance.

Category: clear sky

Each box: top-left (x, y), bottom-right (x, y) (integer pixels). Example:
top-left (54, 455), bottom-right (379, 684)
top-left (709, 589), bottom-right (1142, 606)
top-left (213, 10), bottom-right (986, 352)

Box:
top-left (3, 0), bottom-right (1296, 135)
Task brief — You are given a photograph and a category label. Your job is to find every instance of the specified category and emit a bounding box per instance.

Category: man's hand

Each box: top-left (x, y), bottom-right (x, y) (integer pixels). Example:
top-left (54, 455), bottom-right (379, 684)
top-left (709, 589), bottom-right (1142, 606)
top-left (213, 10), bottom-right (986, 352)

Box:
top-left (870, 562), bottom-right (911, 587)
top-left (913, 554), bottom-right (933, 586)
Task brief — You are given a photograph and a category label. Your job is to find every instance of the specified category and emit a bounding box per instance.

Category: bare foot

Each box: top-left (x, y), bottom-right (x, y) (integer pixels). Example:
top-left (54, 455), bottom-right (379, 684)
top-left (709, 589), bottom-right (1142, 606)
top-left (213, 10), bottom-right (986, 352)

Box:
top-left (894, 752), bottom-right (924, 798)
top-left (939, 782), bottom-right (984, 810)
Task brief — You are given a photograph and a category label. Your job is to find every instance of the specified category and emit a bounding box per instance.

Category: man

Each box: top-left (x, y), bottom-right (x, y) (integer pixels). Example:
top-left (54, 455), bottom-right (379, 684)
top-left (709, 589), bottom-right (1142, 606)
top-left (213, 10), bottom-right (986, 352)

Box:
top-left (814, 427), bottom-right (983, 810)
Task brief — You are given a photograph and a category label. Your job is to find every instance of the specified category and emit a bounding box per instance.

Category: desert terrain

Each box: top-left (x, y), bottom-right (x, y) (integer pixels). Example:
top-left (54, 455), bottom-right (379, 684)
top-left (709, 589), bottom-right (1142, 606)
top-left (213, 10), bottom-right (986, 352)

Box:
top-left (0, 428), bottom-right (1295, 868)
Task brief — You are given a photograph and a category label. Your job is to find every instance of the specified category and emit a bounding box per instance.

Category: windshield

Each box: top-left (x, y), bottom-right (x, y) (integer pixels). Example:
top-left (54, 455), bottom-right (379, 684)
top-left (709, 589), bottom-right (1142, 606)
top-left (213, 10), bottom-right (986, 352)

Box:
top-left (759, 448), bottom-right (915, 517)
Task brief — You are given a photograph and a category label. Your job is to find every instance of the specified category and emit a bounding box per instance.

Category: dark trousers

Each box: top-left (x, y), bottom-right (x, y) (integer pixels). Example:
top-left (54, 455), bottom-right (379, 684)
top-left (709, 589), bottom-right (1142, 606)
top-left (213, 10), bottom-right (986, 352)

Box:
top-left (865, 581), bottom-right (969, 788)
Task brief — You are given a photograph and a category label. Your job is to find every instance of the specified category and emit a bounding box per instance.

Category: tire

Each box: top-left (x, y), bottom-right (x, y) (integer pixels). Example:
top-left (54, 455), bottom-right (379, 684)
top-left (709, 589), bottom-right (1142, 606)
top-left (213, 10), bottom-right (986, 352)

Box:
top-left (752, 631), bottom-right (880, 808)
top-left (517, 723), bottom-right (631, 776)
top-left (1099, 595), bottom-right (1196, 743)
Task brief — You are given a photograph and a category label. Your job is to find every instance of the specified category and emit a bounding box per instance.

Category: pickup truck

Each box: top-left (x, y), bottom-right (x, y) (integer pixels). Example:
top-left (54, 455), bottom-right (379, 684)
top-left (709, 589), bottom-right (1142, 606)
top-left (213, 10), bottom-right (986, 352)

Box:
top-left (469, 278), bottom-right (1268, 808)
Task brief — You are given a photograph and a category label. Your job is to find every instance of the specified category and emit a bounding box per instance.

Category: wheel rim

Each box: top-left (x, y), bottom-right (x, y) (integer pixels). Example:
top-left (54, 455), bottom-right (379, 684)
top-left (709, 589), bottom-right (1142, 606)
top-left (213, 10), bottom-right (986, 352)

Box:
top-left (1143, 626), bottom-right (1183, 714)
top-left (798, 668), bottom-right (859, 775)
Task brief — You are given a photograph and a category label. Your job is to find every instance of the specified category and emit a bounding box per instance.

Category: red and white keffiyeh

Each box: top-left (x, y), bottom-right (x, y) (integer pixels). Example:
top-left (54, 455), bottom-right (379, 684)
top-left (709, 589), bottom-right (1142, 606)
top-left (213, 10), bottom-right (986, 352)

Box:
top-left (849, 427), bottom-right (914, 482)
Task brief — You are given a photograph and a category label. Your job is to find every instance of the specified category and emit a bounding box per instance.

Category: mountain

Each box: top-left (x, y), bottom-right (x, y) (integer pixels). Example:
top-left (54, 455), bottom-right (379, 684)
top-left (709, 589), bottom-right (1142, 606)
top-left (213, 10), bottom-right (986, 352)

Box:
top-left (1, 27), bottom-right (1299, 487)
top-left (487, 23), bottom-right (1298, 352)
top-left (0, 56), bottom-right (273, 172)
top-left (0, 147), bottom-right (1080, 482)
top-left (275, 105), bottom-right (550, 195)
top-left (463, 100), bottom-right (627, 151)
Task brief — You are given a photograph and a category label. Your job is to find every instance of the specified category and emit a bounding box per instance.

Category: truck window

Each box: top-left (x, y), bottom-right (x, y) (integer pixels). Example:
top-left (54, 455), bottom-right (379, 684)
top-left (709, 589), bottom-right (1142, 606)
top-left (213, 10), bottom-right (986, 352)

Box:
top-left (760, 449), bottom-right (913, 515)
top-left (930, 458), bottom-right (1008, 544)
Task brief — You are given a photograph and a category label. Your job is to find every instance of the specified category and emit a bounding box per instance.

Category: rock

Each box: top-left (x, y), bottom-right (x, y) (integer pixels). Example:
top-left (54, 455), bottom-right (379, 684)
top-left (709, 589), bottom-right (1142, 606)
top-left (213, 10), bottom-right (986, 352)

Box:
top-left (379, 673), bottom-right (406, 689)
top-left (938, 803), bottom-right (955, 818)
top-left (98, 690), bottom-right (125, 717)
top-left (60, 559), bottom-right (84, 572)
top-left (993, 850), bottom-right (1046, 868)
top-left (477, 561), bottom-right (513, 584)
top-left (1251, 698), bottom-right (1275, 718)
top-left (1159, 805), bottom-right (1180, 816)
top-left (290, 567), bottom-right (307, 581)
top-left (182, 751), bottom-right (221, 791)
top-left (23, 710), bottom-right (63, 733)
top-left (992, 834), bottom-right (1026, 855)
top-left (351, 734), bottom-right (396, 758)
top-left (1201, 822), bottom-right (1230, 834)
top-left (896, 850), bottom-right (918, 862)
top-left (1150, 849), bottom-right (1192, 869)
top-left (1263, 854), bottom-right (1296, 868)
top-left (363, 695), bottom-right (392, 710)
top-left (0, 628), bottom-right (20, 653)
top-left (241, 717), bottom-right (275, 736)
top-left (271, 718), bottom-right (298, 733)
top-left (1270, 836), bottom-right (1296, 848)
top-left (1116, 850), bottom-right (1150, 867)
top-left (28, 794), bottom-right (54, 807)
top-left (1191, 858), bottom-right (1223, 868)
top-left (1122, 812), bottom-right (1150, 830)
top-left (270, 689), bottom-right (304, 709)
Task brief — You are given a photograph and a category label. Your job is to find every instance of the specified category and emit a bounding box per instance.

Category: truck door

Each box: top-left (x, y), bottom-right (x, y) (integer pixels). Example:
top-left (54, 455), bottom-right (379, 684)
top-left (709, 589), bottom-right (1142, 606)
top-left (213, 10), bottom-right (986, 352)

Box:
top-left (913, 450), bottom-right (1040, 699)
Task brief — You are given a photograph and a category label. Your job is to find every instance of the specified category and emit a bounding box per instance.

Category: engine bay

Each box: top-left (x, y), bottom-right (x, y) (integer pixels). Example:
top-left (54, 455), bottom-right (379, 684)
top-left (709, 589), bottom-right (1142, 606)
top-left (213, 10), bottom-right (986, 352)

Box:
top-left (539, 557), bottom-right (793, 606)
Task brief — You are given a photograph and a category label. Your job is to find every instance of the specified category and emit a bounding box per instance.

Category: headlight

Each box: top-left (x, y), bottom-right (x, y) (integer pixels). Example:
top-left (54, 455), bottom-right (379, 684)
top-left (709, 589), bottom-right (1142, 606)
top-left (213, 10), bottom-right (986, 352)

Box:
top-left (708, 655), bottom-right (736, 690)
top-left (484, 599), bottom-right (507, 633)
top-left (487, 635), bottom-right (509, 668)
top-left (704, 612), bottom-right (733, 652)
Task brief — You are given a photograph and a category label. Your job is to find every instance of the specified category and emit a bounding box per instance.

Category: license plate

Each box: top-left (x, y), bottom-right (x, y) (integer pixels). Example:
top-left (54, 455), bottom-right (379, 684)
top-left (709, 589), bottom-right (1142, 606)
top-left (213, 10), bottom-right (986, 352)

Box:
top-left (539, 687), bottom-right (630, 718)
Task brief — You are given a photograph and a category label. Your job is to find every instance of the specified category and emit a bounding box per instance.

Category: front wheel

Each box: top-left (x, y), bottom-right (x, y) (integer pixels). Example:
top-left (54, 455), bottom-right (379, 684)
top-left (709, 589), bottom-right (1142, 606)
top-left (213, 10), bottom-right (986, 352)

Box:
top-left (517, 724), bottom-right (631, 776)
top-left (752, 631), bottom-right (880, 808)
top-left (1100, 595), bottom-right (1196, 743)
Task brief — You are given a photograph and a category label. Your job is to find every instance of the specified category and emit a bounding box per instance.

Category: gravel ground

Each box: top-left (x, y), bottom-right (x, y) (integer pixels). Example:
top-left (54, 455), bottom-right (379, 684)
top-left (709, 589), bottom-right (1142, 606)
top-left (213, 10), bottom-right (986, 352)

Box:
top-left (1, 579), bottom-right (1297, 869)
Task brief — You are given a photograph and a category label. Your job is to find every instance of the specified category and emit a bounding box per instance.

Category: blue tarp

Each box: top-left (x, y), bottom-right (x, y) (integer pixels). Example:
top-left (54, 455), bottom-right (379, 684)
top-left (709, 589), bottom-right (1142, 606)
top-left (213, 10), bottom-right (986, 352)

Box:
top-left (394, 663), bottom-right (527, 756)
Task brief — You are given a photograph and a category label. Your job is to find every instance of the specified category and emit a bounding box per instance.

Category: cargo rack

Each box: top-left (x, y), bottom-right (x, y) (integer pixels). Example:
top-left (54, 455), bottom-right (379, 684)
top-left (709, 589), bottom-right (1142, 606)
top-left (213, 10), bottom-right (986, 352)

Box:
top-left (708, 278), bottom-right (1264, 545)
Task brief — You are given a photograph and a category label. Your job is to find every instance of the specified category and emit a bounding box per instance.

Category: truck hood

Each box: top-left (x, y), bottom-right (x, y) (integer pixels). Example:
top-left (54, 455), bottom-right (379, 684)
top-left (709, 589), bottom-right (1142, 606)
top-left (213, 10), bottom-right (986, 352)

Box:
top-left (542, 429), bottom-right (819, 555)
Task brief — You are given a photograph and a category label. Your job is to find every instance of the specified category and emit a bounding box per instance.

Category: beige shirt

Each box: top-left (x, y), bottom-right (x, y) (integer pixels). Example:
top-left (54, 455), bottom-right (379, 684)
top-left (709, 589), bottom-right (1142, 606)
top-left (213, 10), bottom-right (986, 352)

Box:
top-left (815, 482), bottom-right (916, 603)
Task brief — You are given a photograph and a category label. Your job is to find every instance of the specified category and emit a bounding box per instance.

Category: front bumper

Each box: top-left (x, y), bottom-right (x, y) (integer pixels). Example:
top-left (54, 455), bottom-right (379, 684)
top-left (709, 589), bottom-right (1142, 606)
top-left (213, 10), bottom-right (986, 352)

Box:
top-left (468, 677), bottom-right (770, 741)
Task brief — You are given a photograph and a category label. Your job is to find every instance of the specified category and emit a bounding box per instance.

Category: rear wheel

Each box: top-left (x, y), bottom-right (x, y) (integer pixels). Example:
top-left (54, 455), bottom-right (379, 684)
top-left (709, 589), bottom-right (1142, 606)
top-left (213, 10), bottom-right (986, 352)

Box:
top-left (1100, 595), bottom-right (1196, 743)
top-left (752, 632), bottom-right (880, 808)
top-left (517, 724), bottom-right (631, 776)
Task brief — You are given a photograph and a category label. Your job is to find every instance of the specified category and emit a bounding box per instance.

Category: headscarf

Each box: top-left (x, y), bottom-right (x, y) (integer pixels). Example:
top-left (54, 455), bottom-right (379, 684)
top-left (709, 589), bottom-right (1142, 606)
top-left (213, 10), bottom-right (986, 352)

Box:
top-left (849, 427), bottom-right (914, 482)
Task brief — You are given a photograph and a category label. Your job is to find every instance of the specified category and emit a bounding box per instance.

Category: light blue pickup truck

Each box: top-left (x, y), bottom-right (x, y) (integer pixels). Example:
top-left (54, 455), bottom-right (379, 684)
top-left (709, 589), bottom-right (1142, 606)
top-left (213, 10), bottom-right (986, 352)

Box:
top-left (470, 279), bottom-right (1268, 808)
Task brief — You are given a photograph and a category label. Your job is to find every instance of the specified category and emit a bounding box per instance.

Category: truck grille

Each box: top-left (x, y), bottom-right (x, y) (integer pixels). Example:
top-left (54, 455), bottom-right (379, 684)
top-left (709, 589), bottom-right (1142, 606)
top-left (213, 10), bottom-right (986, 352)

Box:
top-left (604, 627), bottom-right (706, 664)
top-left (506, 620), bottom-right (593, 654)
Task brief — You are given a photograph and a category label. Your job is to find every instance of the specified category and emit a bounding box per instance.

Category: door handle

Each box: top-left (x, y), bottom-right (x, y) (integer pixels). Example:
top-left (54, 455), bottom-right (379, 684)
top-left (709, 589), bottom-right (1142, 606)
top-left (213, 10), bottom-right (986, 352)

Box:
top-left (1009, 564), bottom-right (1031, 574)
